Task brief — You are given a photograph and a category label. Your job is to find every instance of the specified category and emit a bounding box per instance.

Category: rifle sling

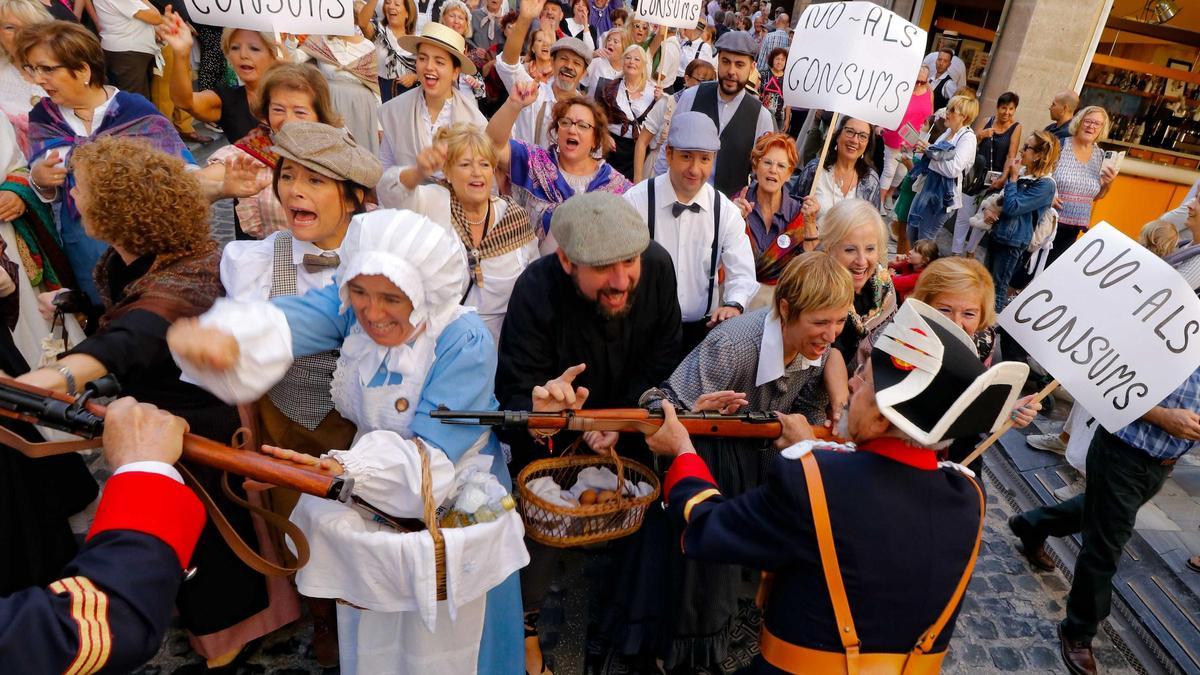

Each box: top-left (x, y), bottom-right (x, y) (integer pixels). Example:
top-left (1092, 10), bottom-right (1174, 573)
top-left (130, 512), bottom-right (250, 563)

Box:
top-left (0, 418), bottom-right (309, 578)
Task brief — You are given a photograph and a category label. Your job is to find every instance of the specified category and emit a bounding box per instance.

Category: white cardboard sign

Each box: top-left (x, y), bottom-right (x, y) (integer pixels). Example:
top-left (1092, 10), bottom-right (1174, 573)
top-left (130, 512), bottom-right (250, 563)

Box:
top-left (634, 0), bottom-right (703, 29)
top-left (182, 0), bottom-right (355, 36)
top-left (782, 1), bottom-right (926, 129)
top-left (998, 223), bottom-right (1200, 431)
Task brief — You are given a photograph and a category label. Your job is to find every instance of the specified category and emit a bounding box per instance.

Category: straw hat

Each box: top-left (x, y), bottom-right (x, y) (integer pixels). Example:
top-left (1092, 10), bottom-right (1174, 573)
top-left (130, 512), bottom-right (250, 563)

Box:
top-left (397, 22), bottom-right (478, 75)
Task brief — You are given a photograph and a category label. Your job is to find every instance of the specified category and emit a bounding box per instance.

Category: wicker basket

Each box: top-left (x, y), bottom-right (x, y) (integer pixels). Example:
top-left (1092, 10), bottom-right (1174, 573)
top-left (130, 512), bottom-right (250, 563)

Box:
top-left (415, 438), bottom-right (449, 601)
top-left (516, 443), bottom-right (661, 548)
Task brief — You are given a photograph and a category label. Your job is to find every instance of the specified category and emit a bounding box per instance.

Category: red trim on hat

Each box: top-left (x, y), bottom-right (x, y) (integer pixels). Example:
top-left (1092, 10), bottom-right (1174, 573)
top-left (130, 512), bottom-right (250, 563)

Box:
top-left (87, 472), bottom-right (206, 568)
top-left (664, 452), bottom-right (717, 501)
top-left (856, 438), bottom-right (939, 470)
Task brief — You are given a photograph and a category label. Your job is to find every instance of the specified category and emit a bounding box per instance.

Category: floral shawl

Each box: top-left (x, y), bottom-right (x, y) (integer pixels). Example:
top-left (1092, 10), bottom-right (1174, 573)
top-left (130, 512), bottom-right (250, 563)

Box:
top-left (850, 264), bottom-right (897, 337)
top-left (94, 242), bottom-right (223, 331)
top-left (508, 139), bottom-right (632, 237)
top-left (1, 173), bottom-right (72, 290)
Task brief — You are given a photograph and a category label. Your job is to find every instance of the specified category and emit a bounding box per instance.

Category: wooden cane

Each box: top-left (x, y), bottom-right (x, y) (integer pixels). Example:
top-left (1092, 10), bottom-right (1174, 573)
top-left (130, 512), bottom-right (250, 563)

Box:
top-left (959, 379), bottom-right (1059, 468)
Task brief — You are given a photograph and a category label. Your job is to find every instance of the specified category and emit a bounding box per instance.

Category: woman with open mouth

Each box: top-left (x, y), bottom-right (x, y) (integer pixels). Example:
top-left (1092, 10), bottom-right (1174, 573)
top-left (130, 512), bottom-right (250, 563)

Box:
top-left (582, 28), bottom-right (623, 94)
top-left (594, 44), bottom-right (663, 182)
top-left (818, 198), bottom-right (897, 373)
top-left (198, 64), bottom-right (343, 240)
top-left (357, 0), bottom-right (420, 103)
top-left (169, 208), bottom-right (526, 675)
top-left (787, 115), bottom-right (881, 228)
top-left (487, 80), bottom-right (632, 254)
top-left (380, 122), bottom-right (537, 342)
top-left (158, 7), bottom-right (282, 145)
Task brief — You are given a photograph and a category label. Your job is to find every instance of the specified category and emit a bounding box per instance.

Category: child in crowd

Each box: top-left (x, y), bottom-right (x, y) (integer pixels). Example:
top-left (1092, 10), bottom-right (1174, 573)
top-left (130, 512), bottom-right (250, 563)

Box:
top-left (890, 238), bottom-right (939, 300)
top-left (1139, 219), bottom-right (1179, 258)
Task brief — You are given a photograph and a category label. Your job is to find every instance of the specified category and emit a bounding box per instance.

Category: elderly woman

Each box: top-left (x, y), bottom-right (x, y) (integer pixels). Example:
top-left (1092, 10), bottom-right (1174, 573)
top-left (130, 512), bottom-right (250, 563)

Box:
top-left (301, 31), bottom-right (382, 155)
top-left (488, 82), bottom-right (631, 253)
top-left (200, 64), bottom-right (343, 239)
top-left (438, 0), bottom-right (488, 99)
top-left (906, 93), bottom-right (979, 245)
top-left (1047, 105), bottom-right (1116, 267)
top-left (984, 129), bottom-right (1060, 313)
top-left (787, 115), bottom-right (882, 225)
top-left (21, 136), bottom-right (296, 669)
top-left (358, 0), bottom-right (419, 102)
top-left (168, 210), bottom-right (526, 675)
top-left (20, 21), bottom-right (193, 304)
top-left (910, 256), bottom-right (1041, 479)
top-left (379, 122), bottom-right (537, 340)
top-left (819, 198), bottom-right (896, 371)
top-left (594, 44), bottom-right (662, 181)
top-left (158, 8), bottom-right (281, 145)
top-left (381, 21), bottom-right (487, 175)
top-left (0, 0), bottom-right (49, 149)
top-left (562, 0), bottom-right (597, 51)
top-left (732, 132), bottom-right (812, 311)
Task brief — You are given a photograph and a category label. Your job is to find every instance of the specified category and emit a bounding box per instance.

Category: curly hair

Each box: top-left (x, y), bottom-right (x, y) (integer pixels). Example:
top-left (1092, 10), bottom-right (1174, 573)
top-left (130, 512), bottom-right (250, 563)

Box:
top-left (70, 137), bottom-right (210, 257)
top-left (750, 132), bottom-right (798, 174)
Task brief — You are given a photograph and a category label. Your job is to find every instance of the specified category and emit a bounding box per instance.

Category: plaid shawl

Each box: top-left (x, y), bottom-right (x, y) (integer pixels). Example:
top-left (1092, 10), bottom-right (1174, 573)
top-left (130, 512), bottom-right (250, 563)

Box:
top-left (95, 242), bottom-right (223, 331)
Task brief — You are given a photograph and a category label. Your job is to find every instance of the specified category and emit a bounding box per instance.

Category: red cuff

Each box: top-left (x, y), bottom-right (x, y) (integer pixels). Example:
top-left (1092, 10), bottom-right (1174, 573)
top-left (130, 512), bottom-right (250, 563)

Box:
top-left (664, 452), bottom-right (717, 500)
top-left (87, 472), bottom-right (206, 568)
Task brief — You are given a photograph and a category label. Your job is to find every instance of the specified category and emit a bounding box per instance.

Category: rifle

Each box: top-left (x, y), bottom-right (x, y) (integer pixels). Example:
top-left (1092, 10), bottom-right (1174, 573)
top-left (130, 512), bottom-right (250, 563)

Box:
top-left (0, 375), bottom-right (352, 503)
top-left (432, 408), bottom-right (837, 441)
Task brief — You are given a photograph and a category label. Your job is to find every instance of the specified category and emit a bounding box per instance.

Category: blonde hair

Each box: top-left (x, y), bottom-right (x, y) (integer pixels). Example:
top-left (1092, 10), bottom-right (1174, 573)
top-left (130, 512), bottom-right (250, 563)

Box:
top-left (620, 44), bottom-right (651, 84)
top-left (220, 27), bottom-right (282, 60)
top-left (1022, 129), bottom-right (1060, 179)
top-left (1139, 219), bottom-right (1179, 258)
top-left (910, 257), bottom-right (997, 329)
top-left (0, 0), bottom-right (51, 60)
top-left (774, 252), bottom-right (854, 321)
top-left (819, 199), bottom-right (888, 259)
top-left (945, 93), bottom-right (979, 126)
top-left (440, 0), bottom-right (473, 39)
top-left (1068, 105), bottom-right (1111, 140)
top-left (434, 122), bottom-right (499, 171)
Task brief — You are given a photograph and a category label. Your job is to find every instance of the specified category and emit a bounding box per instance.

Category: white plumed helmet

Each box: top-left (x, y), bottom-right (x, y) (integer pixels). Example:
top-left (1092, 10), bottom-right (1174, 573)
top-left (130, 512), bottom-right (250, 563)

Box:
top-left (336, 209), bottom-right (468, 338)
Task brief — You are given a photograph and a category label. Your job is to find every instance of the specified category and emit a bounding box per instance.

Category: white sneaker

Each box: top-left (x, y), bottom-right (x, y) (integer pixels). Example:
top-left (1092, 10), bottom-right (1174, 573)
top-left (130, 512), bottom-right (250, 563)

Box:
top-left (1026, 433), bottom-right (1067, 455)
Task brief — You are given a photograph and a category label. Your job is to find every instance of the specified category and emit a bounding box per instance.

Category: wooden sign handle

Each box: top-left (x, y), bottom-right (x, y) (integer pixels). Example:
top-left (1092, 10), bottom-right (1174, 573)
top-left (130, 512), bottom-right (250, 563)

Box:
top-left (959, 379), bottom-right (1060, 469)
top-left (808, 112), bottom-right (840, 198)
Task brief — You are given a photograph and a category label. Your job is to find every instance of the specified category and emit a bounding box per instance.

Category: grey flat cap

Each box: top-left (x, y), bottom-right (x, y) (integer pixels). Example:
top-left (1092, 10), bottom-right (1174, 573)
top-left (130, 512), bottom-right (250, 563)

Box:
top-left (715, 30), bottom-right (759, 57)
top-left (551, 193), bottom-right (649, 266)
top-left (272, 121), bottom-right (383, 188)
top-left (551, 36), bottom-right (593, 63)
top-left (667, 111), bottom-right (720, 152)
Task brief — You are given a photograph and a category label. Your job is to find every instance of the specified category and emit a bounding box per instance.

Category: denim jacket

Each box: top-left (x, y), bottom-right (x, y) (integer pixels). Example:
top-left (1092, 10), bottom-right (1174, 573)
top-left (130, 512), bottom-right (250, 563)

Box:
top-left (990, 176), bottom-right (1056, 248)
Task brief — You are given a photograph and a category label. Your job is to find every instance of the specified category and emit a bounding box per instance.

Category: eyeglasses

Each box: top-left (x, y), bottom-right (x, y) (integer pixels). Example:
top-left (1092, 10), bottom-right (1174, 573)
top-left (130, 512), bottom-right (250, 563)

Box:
top-left (841, 129), bottom-right (870, 142)
top-left (1080, 119), bottom-right (1103, 129)
top-left (758, 158), bottom-right (791, 171)
top-left (22, 63), bottom-right (66, 78)
top-left (556, 117), bottom-right (594, 131)
top-left (1022, 143), bottom-right (1040, 152)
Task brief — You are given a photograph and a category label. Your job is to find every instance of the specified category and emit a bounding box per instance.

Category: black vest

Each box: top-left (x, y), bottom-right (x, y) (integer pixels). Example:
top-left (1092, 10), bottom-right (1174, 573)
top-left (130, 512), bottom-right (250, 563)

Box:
top-left (932, 73), bottom-right (954, 110)
top-left (693, 82), bottom-right (762, 198)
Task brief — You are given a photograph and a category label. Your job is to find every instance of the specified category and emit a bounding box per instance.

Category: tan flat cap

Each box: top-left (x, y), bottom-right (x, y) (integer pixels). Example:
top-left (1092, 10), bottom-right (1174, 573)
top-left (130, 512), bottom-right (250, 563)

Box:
top-left (271, 121), bottom-right (383, 189)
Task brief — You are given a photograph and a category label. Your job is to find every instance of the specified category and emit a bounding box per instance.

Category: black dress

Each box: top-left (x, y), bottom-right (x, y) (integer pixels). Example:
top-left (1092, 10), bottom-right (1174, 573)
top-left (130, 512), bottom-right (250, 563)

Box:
top-left (214, 86), bottom-right (260, 145)
top-left (66, 254), bottom-right (268, 636)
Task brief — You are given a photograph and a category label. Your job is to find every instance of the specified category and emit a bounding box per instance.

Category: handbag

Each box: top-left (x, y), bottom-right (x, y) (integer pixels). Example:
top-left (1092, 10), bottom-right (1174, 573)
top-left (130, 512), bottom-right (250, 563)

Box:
top-left (37, 306), bottom-right (70, 368)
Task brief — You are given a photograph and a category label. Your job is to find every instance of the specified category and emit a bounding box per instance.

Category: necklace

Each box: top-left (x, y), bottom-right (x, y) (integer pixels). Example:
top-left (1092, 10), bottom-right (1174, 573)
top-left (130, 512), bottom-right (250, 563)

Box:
top-left (833, 165), bottom-right (856, 194)
top-left (463, 208), bottom-right (489, 226)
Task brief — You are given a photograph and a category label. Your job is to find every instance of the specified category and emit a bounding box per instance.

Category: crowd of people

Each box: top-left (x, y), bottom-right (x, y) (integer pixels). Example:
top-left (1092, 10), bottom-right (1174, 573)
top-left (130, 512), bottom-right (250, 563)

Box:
top-left (0, 2), bottom-right (1195, 675)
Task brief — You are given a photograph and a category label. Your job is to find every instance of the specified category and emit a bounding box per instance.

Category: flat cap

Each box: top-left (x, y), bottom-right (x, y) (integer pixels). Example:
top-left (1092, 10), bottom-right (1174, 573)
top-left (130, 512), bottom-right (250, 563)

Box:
top-left (715, 30), bottom-right (759, 57)
top-left (667, 111), bottom-right (720, 152)
top-left (271, 121), bottom-right (383, 189)
top-left (551, 36), bottom-right (593, 63)
top-left (551, 193), bottom-right (649, 266)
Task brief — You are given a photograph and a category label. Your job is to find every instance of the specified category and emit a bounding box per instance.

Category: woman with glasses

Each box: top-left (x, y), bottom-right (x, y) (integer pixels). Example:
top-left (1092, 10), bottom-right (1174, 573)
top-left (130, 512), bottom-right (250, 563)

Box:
top-left (786, 115), bottom-right (881, 227)
top-left (20, 21), bottom-right (193, 304)
top-left (1047, 105), bottom-right (1115, 267)
top-left (486, 82), bottom-right (631, 254)
top-left (878, 65), bottom-right (932, 215)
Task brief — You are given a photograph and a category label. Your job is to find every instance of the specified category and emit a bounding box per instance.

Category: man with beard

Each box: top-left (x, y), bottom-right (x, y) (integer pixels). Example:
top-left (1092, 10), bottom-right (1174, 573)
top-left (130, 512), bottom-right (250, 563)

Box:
top-left (628, 112), bottom-right (759, 352)
top-left (498, 0), bottom-right (592, 147)
top-left (652, 30), bottom-right (775, 197)
top-left (496, 193), bottom-right (681, 674)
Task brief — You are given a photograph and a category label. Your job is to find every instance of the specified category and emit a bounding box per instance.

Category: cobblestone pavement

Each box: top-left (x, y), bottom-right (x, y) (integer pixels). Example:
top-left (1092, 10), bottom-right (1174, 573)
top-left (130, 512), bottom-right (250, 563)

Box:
top-left (137, 468), bottom-right (1144, 674)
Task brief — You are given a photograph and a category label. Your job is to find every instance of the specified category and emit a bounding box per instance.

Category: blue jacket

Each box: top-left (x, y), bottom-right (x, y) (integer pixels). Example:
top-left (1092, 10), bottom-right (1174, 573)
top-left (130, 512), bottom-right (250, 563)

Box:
top-left (990, 176), bottom-right (1056, 248)
top-left (905, 151), bottom-right (958, 235)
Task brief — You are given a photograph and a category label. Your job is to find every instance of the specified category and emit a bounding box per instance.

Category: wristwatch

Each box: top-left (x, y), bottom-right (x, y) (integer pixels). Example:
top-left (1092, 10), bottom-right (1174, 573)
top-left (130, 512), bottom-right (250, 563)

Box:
top-left (721, 301), bottom-right (744, 313)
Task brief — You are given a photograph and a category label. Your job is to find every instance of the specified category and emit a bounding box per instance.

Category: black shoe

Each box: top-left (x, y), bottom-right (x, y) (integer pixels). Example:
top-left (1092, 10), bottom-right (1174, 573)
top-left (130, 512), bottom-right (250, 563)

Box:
top-left (1009, 515), bottom-right (1055, 571)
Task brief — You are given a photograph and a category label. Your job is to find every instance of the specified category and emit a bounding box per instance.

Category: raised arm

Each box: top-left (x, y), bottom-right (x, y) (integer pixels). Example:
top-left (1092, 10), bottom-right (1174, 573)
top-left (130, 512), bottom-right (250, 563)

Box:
top-left (356, 0), bottom-right (382, 39)
top-left (502, 0), bottom-right (544, 67)
top-left (156, 8), bottom-right (223, 123)
top-left (485, 80), bottom-right (539, 171)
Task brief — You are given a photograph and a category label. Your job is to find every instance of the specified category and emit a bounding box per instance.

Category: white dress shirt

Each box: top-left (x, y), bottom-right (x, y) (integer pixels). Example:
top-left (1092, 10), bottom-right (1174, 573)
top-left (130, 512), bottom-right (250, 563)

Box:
top-left (756, 311), bottom-right (823, 387)
top-left (677, 39), bottom-right (716, 79)
top-left (114, 461), bottom-right (184, 483)
top-left (623, 174), bottom-right (759, 322)
top-left (652, 85), bottom-right (775, 177)
top-left (219, 231), bottom-right (341, 301)
top-left (921, 52), bottom-right (967, 90)
top-left (657, 35), bottom-right (681, 84)
top-left (496, 58), bottom-right (573, 148)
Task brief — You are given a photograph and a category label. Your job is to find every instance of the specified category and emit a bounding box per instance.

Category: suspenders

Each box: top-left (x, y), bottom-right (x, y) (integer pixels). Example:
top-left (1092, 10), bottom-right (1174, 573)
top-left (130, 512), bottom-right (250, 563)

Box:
top-left (647, 178), bottom-right (722, 317)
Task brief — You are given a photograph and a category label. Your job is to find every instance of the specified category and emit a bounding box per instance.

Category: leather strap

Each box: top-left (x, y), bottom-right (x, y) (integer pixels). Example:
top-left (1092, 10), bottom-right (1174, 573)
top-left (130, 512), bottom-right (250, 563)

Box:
top-left (759, 628), bottom-right (947, 675)
top-left (799, 451), bottom-right (861, 673)
top-left (0, 423), bottom-right (99, 456)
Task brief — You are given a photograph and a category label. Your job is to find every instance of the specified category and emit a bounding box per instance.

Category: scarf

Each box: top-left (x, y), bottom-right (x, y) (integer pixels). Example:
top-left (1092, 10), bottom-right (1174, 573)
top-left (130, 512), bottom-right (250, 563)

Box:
top-left (449, 191), bottom-right (535, 287)
top-left (28, 92), bottom-right (193, 225)
top-left (94, 242), bottom-right (223, 331)
top-left (372, 16), bottom-right (416, 79)
top-left (848, 265), bottom-right (896, 336)
top-left (478, 7), bottom-right (503, 41)
top-left (302, 36), bottom-right (382, 95)
top-left (520, 141), bottom-right (631, 236)
top-left (232, 124), bottom-right (278, 169)
top-left (1, 174), bottom-right (73, 290)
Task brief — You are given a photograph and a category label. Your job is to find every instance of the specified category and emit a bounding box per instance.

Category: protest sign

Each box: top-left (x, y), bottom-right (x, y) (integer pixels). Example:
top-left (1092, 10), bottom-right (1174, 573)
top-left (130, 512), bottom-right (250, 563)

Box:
top-left (783, 1), bottom-right (926, 130)
top-left (182, 0), bottom-right (354, 36)
top-left (635, 0), bottom-right (702, 29)
top-left (998, 223), bottom-right (1200, 431)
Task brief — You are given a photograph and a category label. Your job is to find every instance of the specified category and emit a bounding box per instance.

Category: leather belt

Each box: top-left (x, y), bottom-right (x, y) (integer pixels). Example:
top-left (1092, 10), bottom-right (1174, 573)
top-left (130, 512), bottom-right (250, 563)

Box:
top-left (759, 627), bottom-right (947, 675)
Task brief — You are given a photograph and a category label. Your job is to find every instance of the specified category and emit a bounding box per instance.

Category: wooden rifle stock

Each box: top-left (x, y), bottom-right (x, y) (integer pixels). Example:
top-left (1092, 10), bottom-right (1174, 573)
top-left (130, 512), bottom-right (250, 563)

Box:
top-left (432, 408), bottom-right (838, 441)
top-left (0, 377), bottom-right (351, 502)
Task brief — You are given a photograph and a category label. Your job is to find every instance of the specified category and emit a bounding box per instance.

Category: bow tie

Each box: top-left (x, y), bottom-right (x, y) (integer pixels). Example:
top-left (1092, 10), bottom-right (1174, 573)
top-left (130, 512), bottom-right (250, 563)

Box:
top-left (302, 253), bottom-right (340, 269)
top-left (672, 201), bottom-right (702, 218)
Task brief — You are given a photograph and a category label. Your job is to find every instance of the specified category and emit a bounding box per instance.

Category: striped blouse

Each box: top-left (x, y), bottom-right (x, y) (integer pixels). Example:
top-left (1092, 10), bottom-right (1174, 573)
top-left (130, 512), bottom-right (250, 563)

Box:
top-left (1052, 139), bottom-right (1104, 229)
